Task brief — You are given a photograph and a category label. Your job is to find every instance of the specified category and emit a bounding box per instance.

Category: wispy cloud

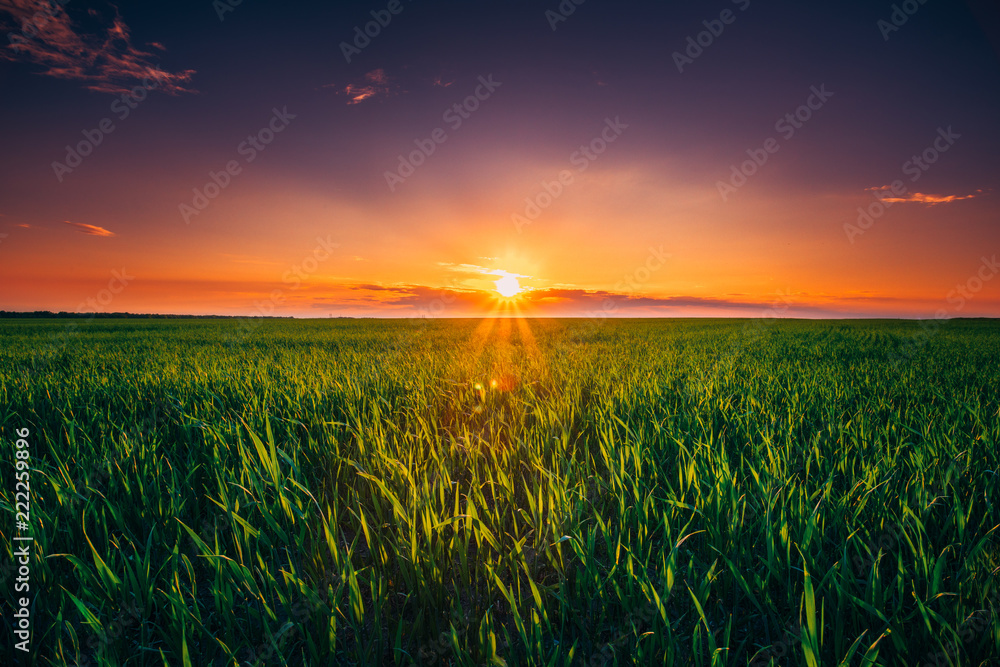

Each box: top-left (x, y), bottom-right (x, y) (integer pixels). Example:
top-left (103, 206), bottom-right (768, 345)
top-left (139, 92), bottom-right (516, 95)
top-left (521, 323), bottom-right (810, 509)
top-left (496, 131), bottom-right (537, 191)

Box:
top-left (438, 262), bottom-right (529, 277)
top-left (64, 220), bottom-right (115, 237)
top-left (326, 68), bottom-right (396, 105)
top-left (865, 186), bottom-right (984, 205)
top-left (0, 1), bottom-right (195, 94)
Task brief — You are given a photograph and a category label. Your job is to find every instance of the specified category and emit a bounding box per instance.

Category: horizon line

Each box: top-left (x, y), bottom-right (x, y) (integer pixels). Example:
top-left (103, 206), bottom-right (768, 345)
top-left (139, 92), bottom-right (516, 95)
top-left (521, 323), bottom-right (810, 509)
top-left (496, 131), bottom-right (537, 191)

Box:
top-left (2, 311), bottom-right (999, 322)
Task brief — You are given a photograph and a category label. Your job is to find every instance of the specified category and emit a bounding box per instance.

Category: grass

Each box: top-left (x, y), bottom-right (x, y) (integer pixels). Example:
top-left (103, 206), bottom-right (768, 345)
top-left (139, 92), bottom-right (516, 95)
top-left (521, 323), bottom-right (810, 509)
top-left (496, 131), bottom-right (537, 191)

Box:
top-left (1, 316), bottom-right (998, 666)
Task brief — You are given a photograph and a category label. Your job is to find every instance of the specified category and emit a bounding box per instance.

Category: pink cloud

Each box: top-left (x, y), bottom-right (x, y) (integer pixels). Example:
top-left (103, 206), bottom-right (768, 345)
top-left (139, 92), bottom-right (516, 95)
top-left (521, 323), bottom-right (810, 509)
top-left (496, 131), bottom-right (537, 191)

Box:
top-left (0, 1), bottom-right (195, 95)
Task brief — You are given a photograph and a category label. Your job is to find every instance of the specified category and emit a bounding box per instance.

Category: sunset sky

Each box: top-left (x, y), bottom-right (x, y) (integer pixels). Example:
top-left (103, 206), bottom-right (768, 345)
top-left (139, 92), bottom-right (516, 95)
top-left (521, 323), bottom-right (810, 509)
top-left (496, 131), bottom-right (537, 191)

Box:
top-left (2, 0), bottom-right (1000, 318)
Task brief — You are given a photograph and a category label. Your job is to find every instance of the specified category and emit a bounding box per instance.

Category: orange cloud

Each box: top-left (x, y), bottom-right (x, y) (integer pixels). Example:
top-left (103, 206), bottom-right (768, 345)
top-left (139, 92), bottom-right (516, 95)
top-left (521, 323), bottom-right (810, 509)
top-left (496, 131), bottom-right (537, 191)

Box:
top-left (865, 187), bottom-right (984, 205)
top-left (327, 69), bottom-right (396, 105)
top-left (0, 1), bottom-right (195, 94)
top-left (64, 221), bottom-right (115, 237)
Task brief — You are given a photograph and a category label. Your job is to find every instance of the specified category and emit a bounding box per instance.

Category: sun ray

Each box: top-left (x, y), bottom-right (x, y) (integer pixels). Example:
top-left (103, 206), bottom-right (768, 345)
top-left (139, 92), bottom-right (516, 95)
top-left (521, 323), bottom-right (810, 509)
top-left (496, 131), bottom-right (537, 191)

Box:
top-left (512, 301), bottom-right (550, 383)
top-left (442, 303), bottom-right (500, 383)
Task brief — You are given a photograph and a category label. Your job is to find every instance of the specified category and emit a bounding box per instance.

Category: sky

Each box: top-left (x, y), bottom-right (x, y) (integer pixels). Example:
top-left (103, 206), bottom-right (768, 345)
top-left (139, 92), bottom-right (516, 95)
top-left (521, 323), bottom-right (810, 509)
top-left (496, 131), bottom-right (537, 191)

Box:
top-left (1, 0), bottom-right (999, 318)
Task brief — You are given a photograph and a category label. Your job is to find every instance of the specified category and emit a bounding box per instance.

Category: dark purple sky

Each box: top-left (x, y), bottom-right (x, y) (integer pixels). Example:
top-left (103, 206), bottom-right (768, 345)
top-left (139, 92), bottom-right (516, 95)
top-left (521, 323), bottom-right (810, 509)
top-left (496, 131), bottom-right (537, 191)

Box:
top-left (2, 0), bottom-right (999, 317)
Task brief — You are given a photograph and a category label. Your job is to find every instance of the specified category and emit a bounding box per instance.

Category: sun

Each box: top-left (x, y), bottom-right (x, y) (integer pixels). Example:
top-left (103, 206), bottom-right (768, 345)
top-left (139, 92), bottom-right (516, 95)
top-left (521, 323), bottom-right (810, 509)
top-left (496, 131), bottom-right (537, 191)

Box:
top-left (494, 274), bottom-right (523, 298)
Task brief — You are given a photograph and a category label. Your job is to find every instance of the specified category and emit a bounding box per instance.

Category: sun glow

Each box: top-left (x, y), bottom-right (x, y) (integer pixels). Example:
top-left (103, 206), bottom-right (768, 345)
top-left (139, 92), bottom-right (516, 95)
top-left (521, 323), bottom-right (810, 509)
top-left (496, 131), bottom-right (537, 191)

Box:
top-left (494, 274), bottom-right (523, 298)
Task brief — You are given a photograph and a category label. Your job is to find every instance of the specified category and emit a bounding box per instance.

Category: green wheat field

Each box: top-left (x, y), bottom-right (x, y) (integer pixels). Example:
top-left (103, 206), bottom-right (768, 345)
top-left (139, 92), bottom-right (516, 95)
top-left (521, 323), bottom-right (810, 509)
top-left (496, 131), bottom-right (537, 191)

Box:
top-left (2, 317), bottom-right (999, 666)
